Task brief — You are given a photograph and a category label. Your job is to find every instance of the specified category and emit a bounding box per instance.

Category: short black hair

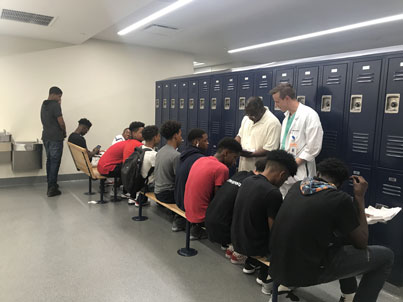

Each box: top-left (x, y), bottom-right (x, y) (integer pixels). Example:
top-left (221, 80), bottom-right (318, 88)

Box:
top-left (245, 96), bottom-right (264, 112)
top-left (129, 121), bottom-right (145, 132)
top-left (269, 83), bottom-right (296, 99)
top-left (49, 86), bottom-right (63, 95)
top-left (187, 128), bottom-right (206, 142)
top-left (255, 158), bottom-right (267, 172)
top-left (142, 125), bottom-right (159, 141)
top-left (160, 120), bottom-right (181, 140)
top-left (217, 137), bottom-right (242, 154)
top-left (265, 150), bottom-right (298, 177)
top-left (78, 118), bottom-right (92, 128)
top-left (317, 158), bottom-right (349, 186)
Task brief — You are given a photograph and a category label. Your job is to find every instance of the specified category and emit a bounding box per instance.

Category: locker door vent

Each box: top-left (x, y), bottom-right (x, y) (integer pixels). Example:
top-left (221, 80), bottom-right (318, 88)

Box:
top-left (352, 132), bottom-right (369, 153)
top-left (356, 73), bottom-right (375, 83)
top-left (224, 123), bottom-right (234, 136)
top-left (301, 77), bottom-right (314, 86)
top-left (211, 121), bottom-right (220, 134)
top-left (189, 120), bottom-right (197, 129)
top-left (322, 131), bottom-right (337, 151)
top-left (200, 121), bottom-right (208, 131)
top-left (393, 71), bottom-right (403, 82)
top-left (259, 79), bottom-right (269, 89)
top-left (241, 82), bottom-right (251, 90)
top-left (227, 82), bottom-right (235, 91)
top-left (213, 83), bottom-right (221, 92)
top-left (326, 75), bottom-right (342, 85)
top-left (382, 184), bottom-right (402, 197)
top-left (386, 135), bottom-right (403, 158)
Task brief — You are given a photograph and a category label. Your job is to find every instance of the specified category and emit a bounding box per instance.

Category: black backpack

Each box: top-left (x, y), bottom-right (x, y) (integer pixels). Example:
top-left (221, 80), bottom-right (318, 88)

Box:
top-left (121, 146), bottom-right (154, 194)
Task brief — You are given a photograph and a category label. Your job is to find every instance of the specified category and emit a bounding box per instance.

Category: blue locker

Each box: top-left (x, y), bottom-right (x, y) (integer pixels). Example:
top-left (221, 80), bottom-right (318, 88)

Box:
top-left (273, 68), bottom-right (294, 122)
top-left (222, 74), bottom-right (238, 140)
top-left (379, 57), bottom-right (403, 170)
top-left (237, 72), bottom-right (254, 131)
top-left (209, 76), bottom-right (223, 154)
top-left (254, 69), bottom-right (273, 109)
top-left (198, 78), bottom-right (210, 135)
top-left (155, 82), bottom-right (162, 128)
top-left (370, 168), bottom-right (403, 286)
top-left (179, 81), bottom-right (188, 147)
top-left (317, 64), bottom-right (348, 161)
top-left (346, 60), bottom-right (382, 166)
top-left (162, 82), bottom-right (170, 124)
top-left (296, 66), bottom-right (319, 109)
top-left (341, 164), bottom-right (372, 206)
top-left (169, 81), bottom-right (179, 121)
top-left (188, 80), bottom-right (198, 132)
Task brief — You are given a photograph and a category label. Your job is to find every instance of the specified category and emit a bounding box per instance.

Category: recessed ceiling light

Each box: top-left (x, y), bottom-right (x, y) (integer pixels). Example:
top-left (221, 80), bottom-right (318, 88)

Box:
top-left (193, 61), bottom-right (205, 66)
top-left (228, 13), bottom-right (403, 53)
top-left (118, 0), bottom-right (193, 36)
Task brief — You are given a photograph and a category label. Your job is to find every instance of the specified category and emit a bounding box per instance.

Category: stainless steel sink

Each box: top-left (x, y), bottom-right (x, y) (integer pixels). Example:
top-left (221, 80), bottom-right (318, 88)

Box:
top-left (0, 130), bottom-right (11, 142)
top-left (12, 140), bottom-right (43, 171)
top-left (12, 141), bottom-right (42, 151)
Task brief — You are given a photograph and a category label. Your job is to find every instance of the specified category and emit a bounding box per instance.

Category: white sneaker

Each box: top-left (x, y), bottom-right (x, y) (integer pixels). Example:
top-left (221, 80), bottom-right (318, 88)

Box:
top-left (128, 198), bottom-right (136, 205)
top-left (339, 293), bottom-right (354, 302)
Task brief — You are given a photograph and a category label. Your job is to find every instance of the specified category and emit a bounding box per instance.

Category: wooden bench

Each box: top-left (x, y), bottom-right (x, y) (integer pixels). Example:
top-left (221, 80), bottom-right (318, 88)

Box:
top-left (134, 192), bottom-right (197, 257)
top-left (67, 142), bottom-right (109, 203)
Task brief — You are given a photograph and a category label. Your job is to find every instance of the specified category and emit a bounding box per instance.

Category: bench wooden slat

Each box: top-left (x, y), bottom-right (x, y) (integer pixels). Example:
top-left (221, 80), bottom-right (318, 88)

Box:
top-left (254, 256), bottom-right (270, 267)
top-left (145, 192), bottom-right (186, 218)
top-left (68, 142), bottom-right (106, 180)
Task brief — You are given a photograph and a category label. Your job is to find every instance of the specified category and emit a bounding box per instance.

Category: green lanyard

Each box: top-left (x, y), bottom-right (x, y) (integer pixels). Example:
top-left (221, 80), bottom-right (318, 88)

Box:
top-left (281, 113), bottom-right (295, 150)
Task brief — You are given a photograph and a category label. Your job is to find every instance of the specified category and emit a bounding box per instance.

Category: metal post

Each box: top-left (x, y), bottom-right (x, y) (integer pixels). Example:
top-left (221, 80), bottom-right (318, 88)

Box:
top-left (177, 220), bottom-right (198, 257)
top-left (84, 177), bottom-right (96, 195)
top-left (132, 194), bottom-right (148, 221)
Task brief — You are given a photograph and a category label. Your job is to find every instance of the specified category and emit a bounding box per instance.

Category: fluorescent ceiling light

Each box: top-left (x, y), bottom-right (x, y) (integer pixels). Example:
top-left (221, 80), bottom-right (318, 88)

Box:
top-left (228, 13), bottom-right (403, 53)
top-left (193, 61), bottom-right (205, 66)
top-left (118, 0), bottom-right (193, 36)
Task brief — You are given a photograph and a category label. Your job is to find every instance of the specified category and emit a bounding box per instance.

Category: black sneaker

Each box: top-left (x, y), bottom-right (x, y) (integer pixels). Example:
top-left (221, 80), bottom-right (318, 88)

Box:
top-left (47, 187), bottom-right (61, 197)
top-left (190, 224), bottom-right (208, 240)
top-left (172, 215), bottom-right (186, 232)
top-left (243, 257), bottom-right (261, 274)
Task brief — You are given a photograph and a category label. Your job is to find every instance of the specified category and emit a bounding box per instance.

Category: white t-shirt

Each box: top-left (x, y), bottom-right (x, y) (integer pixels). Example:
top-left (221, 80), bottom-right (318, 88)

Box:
top-left (111, 134), bottom-right (125, 145)
top-left (141, 145), bottom-right (157, 184)
top-left (237, 107), bottom-right (281, 171)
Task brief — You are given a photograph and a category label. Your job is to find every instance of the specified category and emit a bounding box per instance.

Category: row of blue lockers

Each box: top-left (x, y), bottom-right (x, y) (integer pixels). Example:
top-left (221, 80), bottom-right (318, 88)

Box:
top-left (155, 51), bottom-right (403, 286)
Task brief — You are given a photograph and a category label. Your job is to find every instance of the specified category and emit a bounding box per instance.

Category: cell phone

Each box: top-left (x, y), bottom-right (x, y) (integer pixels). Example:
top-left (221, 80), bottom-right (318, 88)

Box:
top-left (96, 145), bottom-right (101, 149)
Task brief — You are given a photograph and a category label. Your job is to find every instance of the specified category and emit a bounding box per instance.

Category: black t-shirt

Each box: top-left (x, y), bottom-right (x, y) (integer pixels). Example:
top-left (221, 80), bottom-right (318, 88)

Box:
top-left (205, 171), bottom-right (255, 245)
top-left (231, 174), bottom-right (283, 256)
top-left (40, 100), bottom-right (64, 141)
top-left (269, 181), bottom-right (360, 287)
top-left (68, 132), bottom-right (87, 149)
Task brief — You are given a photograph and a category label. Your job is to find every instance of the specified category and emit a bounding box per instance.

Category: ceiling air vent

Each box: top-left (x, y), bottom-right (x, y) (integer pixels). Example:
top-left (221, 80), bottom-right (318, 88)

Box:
top-left (1, 9), bottom-right (54, 26)
top-left (143, 24), bottom-right (179, 36)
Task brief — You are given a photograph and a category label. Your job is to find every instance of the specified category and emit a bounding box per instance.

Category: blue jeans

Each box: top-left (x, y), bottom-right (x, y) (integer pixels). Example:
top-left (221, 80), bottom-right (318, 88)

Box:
top-left (318, 245), bottom-right (394, 302)
top-left (44, 141), bottom-right (63, 188)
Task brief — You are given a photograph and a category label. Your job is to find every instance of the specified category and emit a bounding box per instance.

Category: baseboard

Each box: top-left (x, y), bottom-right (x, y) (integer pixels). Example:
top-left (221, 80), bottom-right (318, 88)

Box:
top-left (0, 173), bottom-right (88, 187)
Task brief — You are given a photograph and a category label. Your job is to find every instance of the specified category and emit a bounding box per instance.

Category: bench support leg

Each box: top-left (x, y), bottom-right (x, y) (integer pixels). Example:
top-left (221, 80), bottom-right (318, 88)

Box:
top-left (84, 177), bottom-right (96, 195)
top-left (97, 179), bottom-right (108, 204)
top-left (110, 175), bottom-right (122, 202)
top-left (177, 220), bottom-right (197, 257)
top-left (269, 282), bottom-right (278, 302)
top-left (132, 194), bottom-right (148, 221)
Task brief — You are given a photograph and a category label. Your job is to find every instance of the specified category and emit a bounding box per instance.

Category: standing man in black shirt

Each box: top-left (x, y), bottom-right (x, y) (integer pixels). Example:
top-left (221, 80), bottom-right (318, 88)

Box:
top-left (231, 150), bottom-right (297, 293)
top-left (68, 118), bottom-right (100, 159)
top-left (40, 86), bottom-right (66, 197)
top-left (270, 158), bottom-right (394, 302)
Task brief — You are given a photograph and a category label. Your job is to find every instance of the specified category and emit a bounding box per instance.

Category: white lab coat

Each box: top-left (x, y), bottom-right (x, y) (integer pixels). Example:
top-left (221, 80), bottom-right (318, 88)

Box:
top-left (280, 103), bottom-right (323, 197)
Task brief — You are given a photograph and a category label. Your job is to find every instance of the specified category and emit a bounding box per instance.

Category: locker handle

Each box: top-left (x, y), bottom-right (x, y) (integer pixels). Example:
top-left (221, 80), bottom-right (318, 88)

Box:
top-left (350, 95), bottom-right (362, 113)
top-left (321, 95), bottom-right (332, 112)
top-left (385, 94), bottom-right (400, 114)
top-left (297, 96), bottom-right (306, 105)
top-left (189, 98), bottom-right (194, 109)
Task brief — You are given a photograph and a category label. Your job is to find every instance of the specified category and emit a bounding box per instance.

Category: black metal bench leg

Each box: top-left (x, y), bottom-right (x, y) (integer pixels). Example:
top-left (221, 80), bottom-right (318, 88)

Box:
top-left (132, 194), bottom-right (148, 221)
top-left (271, 282), bottom-right (278, 302)
top-left (110, 175), bottom-right (122, 202)
top-left (177, 220), bottom-right (198, 257)
top-left (97, 179), bottom-right (108, 204)
top-left (84, 176), bottom-right (96, 195)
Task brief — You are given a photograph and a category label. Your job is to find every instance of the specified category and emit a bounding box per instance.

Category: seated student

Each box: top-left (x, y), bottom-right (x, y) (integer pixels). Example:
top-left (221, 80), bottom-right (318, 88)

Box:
top-left (269, 158), bottom-right (394, 302)
top-left (154, 120), bottom-right (182, 203)
top-left (231, 150), bottom-right (297, 295)
top-left (123, 121), bottom-right (145, 162)
top-left (129, 125), bottom-right (160, 207)
top-left (68, 118), bottom-right (100, 160)
top-left (184, 137), bottom-right (242, 240)
top-left (173, 128), bottom-right (209, 232)
top-left (112, 127), bottom-right (131, 145)
top-left (205, 159), bottom-right (266, 254)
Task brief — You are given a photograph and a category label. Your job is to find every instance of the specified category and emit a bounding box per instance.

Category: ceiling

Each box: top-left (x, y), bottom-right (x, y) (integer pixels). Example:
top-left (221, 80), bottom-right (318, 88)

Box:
top-left (1, 0), bottom-right (403, 68)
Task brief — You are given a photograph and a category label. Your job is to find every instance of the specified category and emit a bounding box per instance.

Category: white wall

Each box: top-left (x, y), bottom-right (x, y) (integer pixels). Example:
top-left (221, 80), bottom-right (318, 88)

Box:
top-left (0, 37), bottom-right (193, 179)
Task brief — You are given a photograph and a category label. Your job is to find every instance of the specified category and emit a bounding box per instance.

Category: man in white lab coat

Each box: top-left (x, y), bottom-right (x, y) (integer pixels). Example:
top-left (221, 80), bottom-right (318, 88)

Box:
top-left (270, 83), bottom-right (323, 197)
